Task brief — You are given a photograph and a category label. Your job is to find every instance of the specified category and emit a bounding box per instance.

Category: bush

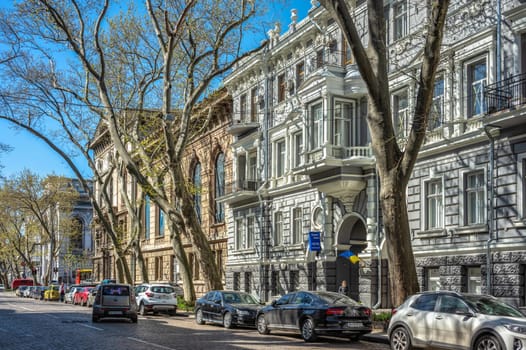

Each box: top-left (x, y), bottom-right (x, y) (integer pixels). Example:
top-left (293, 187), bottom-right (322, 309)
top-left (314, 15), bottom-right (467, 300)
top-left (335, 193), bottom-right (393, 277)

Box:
top-left (373, 311), bottom-right (391, 322)
top-left (177, 295), bottom-right (194, 312)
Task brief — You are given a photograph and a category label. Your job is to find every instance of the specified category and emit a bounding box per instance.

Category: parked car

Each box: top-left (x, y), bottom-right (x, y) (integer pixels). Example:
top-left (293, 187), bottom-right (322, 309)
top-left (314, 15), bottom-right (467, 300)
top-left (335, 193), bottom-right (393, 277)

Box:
top-left (64, 285), bottom-right (81, 304)
top-left (256, 290), bottom-right (372, 342)
top-left (168, 282), bottom-right (184, 298)
top-left (23, 286), bottom-right (34, 298)
top-left (74, 286), bottom-right (94, 306)
top-left (44, 284), bottom-right (60, 301)
top-left (92, 283), bottom-right (137, 323)
top-left (36, 286), bottom-right (48, 300)
top-left (135, 283), bottom-right (178, 316)
top-left (0, 284), bottom-right (5, 292)
top-left (388, 291), bottom-right (526, 350)
top-left (87, 285), bottom-right (100, 307)
top-left (195, 290), bottom-right (263, 328)
top-left (15, 285), bottom-right (29, 297)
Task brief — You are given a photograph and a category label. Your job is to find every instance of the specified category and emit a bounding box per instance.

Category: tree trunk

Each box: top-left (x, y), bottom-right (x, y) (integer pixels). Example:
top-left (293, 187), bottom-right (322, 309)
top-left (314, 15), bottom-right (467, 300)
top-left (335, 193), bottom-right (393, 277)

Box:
top-left (169, 222), bottom-right (195, 303)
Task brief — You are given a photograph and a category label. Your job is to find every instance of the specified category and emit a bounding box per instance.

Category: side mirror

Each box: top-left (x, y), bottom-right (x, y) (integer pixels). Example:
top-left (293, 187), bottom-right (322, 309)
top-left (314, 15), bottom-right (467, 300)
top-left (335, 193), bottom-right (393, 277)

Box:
top-left (271, 300), bottom-right (277, 307)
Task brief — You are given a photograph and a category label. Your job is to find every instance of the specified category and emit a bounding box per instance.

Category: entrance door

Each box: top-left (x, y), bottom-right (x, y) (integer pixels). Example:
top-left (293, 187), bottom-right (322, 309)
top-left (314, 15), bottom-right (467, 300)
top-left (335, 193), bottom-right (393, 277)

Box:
top-left (336, 255), bottom-right (360, 301)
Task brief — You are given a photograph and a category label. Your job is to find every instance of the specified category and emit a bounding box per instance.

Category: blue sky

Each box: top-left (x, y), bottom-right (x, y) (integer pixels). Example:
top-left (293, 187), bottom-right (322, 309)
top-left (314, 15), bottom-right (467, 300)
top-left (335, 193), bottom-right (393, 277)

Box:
top-left (0, 1), bottom-right (312, 180)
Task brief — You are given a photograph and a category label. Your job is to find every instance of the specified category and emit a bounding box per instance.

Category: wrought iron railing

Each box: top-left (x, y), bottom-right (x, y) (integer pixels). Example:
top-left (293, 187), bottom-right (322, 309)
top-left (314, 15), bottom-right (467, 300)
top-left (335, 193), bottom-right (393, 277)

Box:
top-left (224, 179), bottom-right (261, 195)
top-left (485, 72), bottom-right (526, 114)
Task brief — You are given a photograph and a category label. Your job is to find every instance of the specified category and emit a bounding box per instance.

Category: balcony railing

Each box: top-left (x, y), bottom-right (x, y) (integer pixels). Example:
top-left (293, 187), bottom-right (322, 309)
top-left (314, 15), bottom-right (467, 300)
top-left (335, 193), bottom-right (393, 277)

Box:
top-left (485, 72), bottom-right (526, 114)
top-left (224, 179), bottom-right (261, 195)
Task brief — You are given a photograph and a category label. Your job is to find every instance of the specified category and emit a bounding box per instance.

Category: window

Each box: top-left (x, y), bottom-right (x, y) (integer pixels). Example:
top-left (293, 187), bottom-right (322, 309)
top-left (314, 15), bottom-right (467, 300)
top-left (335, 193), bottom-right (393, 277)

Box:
top-left (519, 157), bottom-right (526, 218)
top-left (411, 293), bottom-right (438, 311)
top-left (276, 140), bottom-right (286, 177)
top-left (312, 103), bottom-right (323, 149)
top-left (155, 256), bottom-right (163, 281)
top-left (316, 49), bottom-right (324, 69)
top-left (278, 74), bottom-right (286, 103)
top-left (334, 101), bottom-right (353, 147)
top-left (271, 271), bottom-right (279, 296)
top-left (247, 216), bottom-right (255, 249)
top-left (426, 268), bottom-right (441, 291)
top-left (250, 88), bottom-right (258, 122)
top-left (248, 152), bottom-right (257, 183)
top-left (244, 272), bottom-right (252, 293)
top-left (296, 62), bottom-right (305, 88)
top-left (467, 267), bottom-right (481, 294)
top-left (274, 211), bottom-right (283, 246)
top-left (235, 218), bottom-right (243, 250)
top-left (289, 270), bottom-right (299, 292)
top-left (144, 195), bottom-right (151, 240)
top-left (343, 38), bottom-right (353, 65)
top-left (467, 59), bottom-right (487, 117)
top-left (293, 132), bottom-right (303, 167)
top-left (426, 179), bottom-right (443, 230)
top-left (465, 171), bottom-right (485, 225)
top-left (157, 208), bottom-right (165, 237)
top-left (384, 4), bottom-right (391, 45)
top-left (215, 153), bottom-right (225, 223)
top-left (430, 76), bottom-right (444, 130)
top-left (438, 295), bottom-right (470, 314)
top-left (292, 208), bottom-right (302, 244)
top-left (240, 94), bottom-right (247, 121)
top-left (394, 1), bottom-right (407, 40)
top-left (193, 162), bottom-right (202, 222)
top-left (393, 90), bottom-right (409, 139)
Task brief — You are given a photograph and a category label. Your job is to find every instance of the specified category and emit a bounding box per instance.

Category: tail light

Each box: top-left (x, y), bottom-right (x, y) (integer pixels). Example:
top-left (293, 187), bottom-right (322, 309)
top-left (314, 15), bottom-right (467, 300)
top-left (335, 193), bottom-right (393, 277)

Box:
top-left (326, 307), bottom-right (346, 316)
top-left (363, 308), bottom-right (372, 316)
top-left (145, 291), bottom-right (154, 297)
top-left (391, 307), bottom-right (398, 316)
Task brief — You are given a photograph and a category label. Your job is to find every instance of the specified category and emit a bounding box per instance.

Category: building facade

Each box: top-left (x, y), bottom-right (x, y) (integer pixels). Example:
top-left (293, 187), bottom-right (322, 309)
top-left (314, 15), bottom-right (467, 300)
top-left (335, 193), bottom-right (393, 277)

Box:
top-left (223, 0), bottom-right (526, 308)
top-left (90, 91), bottom-right (232, 295)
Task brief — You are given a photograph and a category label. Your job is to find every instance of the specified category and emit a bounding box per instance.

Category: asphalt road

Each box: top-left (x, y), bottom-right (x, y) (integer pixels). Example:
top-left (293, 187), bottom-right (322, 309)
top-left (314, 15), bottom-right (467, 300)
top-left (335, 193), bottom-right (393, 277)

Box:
top-left (0, 291), bottom-right (390, 350)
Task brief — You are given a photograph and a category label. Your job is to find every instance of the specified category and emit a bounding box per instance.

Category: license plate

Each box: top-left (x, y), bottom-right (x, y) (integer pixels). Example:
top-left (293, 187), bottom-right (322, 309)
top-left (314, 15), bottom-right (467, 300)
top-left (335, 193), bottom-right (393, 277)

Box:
top-left (108, 311), bottom-right (122, 315)
top-left (344, 322), bottom-right (362, 328)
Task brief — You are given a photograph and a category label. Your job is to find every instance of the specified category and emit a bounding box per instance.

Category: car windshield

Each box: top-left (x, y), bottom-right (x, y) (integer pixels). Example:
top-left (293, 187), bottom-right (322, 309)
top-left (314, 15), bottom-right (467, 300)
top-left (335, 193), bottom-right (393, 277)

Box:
top-left (222, 292), bottom-right (259, 304)
top-left (464, 295), bottom-right (524, 317)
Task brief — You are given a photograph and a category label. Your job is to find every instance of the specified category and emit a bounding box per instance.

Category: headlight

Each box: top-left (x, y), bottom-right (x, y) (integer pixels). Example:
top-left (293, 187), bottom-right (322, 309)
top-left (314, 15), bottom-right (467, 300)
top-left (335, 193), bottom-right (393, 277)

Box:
top-left (504, 324), bottom-right (526, 334)
top-left (237, 310), bottom-right (250, 316)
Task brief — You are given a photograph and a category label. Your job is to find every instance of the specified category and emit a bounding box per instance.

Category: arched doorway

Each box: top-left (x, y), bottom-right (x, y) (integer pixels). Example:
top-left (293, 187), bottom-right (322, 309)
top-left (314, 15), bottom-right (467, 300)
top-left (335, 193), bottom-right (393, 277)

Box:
top-left (335, 213), bottom-right (367, 301)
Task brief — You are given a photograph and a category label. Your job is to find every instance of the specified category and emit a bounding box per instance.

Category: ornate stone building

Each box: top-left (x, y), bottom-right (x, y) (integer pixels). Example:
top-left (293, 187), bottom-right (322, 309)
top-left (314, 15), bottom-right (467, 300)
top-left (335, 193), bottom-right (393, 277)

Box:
top-left (90, 90), bottom-right (232, 295)
top-left (222, 0), bottom-right (526, 309)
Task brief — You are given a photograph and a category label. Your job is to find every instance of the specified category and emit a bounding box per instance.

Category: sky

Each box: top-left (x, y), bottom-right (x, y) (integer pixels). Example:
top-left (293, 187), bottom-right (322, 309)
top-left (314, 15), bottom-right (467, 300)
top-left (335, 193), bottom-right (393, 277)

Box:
top-left (0, 0), bottom-right (312, 180)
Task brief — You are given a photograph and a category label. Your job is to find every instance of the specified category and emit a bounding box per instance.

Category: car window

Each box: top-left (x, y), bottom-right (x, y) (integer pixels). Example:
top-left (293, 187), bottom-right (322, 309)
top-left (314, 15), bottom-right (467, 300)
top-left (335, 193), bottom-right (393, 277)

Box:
top-left (292, 292), bottom-right (312, 305)
top-left (102, 286), bottom-right (129, 296)
top-left (438, 295), bottom-right (470, 314)
top-left (411, 294), bottom-right (438, 311)
top-left (152, 286), bottom-right (174, 294)
top-left (275, 293), bottom-right (293, 306)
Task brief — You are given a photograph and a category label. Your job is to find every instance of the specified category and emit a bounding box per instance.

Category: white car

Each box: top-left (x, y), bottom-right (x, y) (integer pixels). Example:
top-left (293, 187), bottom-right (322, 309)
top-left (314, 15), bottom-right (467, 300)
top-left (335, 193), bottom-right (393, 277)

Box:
top-left (388, 291), bottom-right (526, 350)
top-left (135, 283), bottom-right (178, 316)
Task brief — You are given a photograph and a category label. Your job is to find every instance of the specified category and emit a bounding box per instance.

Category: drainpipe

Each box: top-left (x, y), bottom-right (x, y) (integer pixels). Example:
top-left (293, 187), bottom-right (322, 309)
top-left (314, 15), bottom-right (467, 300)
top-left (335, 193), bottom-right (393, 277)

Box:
top-left (373, 169), bottom-right (384, 309)
top-left (484, 124), bottom-right (500, 295)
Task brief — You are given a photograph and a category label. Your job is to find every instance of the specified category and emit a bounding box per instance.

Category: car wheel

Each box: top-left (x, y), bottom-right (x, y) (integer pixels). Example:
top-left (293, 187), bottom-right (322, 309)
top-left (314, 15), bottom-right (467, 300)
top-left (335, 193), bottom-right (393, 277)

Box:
top-left (257, 314), bottom-right (270, 335)
top-left (223, 312), bottom-right (234, 329)
top-left (139, 303), bottom-right (147, 316)
top-left (301, 318), bottom-right (317, 342)
top-left (92, 316), bottom-right (99, 323)
top-left (131, 317), bottom-right (138, 323)
top-left (390, 326), bottom-right (412, 350)
top-left (195, 309), bottom-right (205, 325)
top-left (474, 334), bottom-right (502, 350)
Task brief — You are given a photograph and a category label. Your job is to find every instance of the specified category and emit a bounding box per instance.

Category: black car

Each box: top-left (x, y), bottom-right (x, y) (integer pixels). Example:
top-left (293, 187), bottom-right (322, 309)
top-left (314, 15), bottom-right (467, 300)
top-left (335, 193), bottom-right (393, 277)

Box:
top-left (195, 290), bottom-right (263, 328)
top-left (256, 290), bottom-right (372, 342)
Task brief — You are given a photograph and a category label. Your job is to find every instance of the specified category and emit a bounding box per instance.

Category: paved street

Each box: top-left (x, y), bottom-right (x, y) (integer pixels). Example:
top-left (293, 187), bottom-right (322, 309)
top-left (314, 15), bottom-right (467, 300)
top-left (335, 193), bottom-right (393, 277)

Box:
top-left (0, 292), bottom-right (389, 350)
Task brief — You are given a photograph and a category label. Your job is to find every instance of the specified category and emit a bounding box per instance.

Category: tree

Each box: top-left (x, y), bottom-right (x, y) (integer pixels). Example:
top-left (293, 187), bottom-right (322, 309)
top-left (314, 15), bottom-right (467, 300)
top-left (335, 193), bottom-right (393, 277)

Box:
top-left (318, 0), bottom-right (450, 305)
top-left (0, 171), bottom-right (78, 285)
top-left (0, 0), bottom-right (267, 302)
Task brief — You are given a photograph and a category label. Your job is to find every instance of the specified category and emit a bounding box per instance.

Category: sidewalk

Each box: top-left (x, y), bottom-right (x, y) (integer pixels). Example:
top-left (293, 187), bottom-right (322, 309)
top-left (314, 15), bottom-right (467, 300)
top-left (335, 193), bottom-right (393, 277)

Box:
top-left (362, 329), bottom-right (389, 344)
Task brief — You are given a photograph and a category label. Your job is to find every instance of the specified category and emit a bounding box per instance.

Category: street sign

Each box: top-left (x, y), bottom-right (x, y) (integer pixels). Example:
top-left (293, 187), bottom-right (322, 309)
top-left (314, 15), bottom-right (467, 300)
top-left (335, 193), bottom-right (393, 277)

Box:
top-left (308, 231), bottom-right (321, 252)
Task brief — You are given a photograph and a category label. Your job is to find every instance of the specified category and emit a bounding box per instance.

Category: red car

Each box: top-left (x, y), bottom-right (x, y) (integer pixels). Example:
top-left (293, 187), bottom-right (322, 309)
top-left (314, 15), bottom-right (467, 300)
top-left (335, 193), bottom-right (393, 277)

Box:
top-left (74, 286), bottom-right (94, 306)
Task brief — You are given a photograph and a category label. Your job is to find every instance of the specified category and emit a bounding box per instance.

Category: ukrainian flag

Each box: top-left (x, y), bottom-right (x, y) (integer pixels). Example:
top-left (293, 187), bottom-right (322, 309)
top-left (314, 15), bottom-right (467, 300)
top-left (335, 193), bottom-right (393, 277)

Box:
top-left (339, 250), bottom-right (360, 264)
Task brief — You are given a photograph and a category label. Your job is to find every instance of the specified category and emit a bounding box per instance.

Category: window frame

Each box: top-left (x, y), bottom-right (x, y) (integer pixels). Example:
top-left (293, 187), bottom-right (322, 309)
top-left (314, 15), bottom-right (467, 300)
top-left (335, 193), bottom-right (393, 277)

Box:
top-left (393, 0), bottom-right (407, 41)
top-left (464, 170), bottom-right (486, 226)
top-left (424, 177), bottom-right (444, 230)
top-left (292, 207), bottom-right (303, 245)
top-left (273, 211), bottom-right (283, 246)
top-left (466, 58), bottom-right (487, 117)
top-left (311, 102), bottom-right (323, 149)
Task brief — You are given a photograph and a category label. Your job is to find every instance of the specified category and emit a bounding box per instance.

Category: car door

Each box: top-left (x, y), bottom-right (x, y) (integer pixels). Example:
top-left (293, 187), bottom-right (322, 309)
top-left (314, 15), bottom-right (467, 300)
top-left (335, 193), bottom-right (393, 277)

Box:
top-left (283, 292), bottom-right (312, 330)
top-left (405, 293), bottom-right (439, 346)
top-left (199, 292), bottom-right (214, 320)
top-left (209, 292), bottom-right (223, 323)
top-left (432, 294), bottom-right (474, 349)
top-left (266, 294), bottom-right (293, 328)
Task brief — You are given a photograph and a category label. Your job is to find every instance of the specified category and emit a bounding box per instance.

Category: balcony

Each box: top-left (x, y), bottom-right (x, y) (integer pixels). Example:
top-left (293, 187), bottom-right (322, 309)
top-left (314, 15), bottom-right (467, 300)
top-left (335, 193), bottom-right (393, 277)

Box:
top-left (218, 179), bottom-right (261, 205)
top-left (485, 72), bottom-right (526, 114)
top-left (227, 118), bottom-right (259, 136)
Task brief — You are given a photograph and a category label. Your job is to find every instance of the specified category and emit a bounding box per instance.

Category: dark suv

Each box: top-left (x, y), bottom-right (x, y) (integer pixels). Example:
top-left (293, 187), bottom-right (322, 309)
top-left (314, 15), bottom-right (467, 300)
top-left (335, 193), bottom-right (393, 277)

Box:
top-left (92, 283), bottom-right (138, 323)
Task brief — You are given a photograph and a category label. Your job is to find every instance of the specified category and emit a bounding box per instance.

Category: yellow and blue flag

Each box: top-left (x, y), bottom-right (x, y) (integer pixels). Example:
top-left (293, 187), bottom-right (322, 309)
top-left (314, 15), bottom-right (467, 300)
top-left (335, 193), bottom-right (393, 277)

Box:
top-left (339, 250), bottom-right (360, 264)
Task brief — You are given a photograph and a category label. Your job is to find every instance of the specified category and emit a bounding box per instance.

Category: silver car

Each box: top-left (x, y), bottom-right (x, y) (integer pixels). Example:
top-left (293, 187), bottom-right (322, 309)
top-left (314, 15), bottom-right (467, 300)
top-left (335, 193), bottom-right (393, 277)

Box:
top-left (388, 291), bottom-right (526, 350)
top-left (135, 283), bottom-right (178, 316)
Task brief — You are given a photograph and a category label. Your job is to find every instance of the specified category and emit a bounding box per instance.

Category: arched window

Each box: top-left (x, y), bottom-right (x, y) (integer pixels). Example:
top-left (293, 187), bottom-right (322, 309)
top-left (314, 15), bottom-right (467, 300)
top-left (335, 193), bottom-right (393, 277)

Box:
top-left (215, 153), bottom-right (225, 223)
top-left (193, 162), bottom-right (202, 222)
